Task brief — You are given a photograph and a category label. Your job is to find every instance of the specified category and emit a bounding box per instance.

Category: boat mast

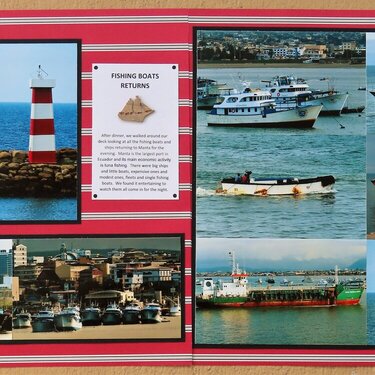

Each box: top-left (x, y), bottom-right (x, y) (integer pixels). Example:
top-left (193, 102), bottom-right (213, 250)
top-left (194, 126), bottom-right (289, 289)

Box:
top-left (229, 251), bottom-right (236, 274)
top-left (335, 265), bottom-right (339, 285)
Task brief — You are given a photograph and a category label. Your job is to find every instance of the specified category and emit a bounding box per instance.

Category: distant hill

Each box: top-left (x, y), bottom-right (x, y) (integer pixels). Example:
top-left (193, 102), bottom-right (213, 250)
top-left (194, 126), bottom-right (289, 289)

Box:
top-left (197, 257), bottom-right (366, 273)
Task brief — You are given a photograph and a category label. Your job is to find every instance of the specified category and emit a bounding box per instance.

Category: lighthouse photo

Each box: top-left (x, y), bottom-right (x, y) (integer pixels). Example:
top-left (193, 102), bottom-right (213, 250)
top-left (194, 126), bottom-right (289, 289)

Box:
top-left (0, 41), bottom-right (79, 222)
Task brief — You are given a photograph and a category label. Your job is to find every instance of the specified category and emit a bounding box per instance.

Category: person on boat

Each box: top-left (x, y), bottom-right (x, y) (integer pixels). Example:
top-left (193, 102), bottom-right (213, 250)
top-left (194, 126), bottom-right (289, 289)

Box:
top-left (241, 174), bottom-right (248, 183)
top-left (245, 171), bottom-right (252, 182)
top-left (235, 173), bottom-right (241, 183)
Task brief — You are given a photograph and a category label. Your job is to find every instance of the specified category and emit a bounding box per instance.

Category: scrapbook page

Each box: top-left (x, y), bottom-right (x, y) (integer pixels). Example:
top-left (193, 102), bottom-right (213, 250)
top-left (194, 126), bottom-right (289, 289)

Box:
top-left (0, 7), bottom-right (373, 367)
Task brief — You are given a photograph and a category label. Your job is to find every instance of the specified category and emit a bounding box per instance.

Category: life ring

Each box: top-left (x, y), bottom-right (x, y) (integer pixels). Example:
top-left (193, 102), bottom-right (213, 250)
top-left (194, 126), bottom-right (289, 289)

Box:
top-left (298, 110), bottom-right (306, 117)
top-left (277, 92), bottom-right (280, 97)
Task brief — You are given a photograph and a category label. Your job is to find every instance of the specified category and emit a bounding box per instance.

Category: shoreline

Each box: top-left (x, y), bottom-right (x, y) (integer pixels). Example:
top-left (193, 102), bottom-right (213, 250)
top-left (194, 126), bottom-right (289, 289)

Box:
top-left (12, 315), bottom-right (181, 340)
top-left (198, 62), bottom-right (365, 69)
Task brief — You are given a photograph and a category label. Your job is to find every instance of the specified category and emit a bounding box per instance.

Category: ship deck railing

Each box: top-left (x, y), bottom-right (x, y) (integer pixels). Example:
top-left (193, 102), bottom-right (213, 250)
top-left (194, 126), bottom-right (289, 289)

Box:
top-left (246, 284), bottom-right (335, 292)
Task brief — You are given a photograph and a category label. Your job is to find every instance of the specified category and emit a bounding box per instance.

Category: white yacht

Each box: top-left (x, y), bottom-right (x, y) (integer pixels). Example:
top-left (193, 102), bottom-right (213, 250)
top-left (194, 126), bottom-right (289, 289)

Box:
top-left (206, 90), bottom-right (322, 128)
top-left (54, 306), bottom-right (82, 331)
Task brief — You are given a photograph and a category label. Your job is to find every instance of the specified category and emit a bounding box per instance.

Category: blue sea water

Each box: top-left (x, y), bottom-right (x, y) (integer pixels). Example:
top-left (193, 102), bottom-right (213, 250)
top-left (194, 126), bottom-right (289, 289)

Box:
top-left (367, 65), bottom-right (375, 134)
top-left (0, 102), bottom-right (78, 222)
top-left (196, 67), bottom-right (366, 239)
top-left (0, 102), bottom-right (77, 150)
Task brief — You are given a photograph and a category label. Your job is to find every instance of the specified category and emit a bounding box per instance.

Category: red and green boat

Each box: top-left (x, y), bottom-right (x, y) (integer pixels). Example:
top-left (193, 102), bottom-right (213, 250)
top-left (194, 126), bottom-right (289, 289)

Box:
top-left (196, 252), bottom-right (364, 308)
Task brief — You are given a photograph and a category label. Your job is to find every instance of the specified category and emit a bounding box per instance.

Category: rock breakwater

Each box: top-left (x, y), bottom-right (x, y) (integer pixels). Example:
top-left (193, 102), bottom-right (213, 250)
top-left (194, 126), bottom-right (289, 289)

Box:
top-left (0, 148), bottom-right (77, 197)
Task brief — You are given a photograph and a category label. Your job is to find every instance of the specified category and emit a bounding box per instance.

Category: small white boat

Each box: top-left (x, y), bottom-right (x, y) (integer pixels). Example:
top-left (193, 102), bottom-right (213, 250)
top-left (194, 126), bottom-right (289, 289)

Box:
top-left (81, 306), bottom-right (101, 326)
top-left (101, 304), bottom-right (122, 325)
top-left (13, 312), bottom-right (32, 329)
top-left (169, 297), bottom-right (181, 317)
top-left (140, 303), bottom-right (163, 323)
top-left (122, 302), bottom-right (142, 324)
top-left (54, 307), bottom-right (82, 331)
top-left (218, 171), bottom-right (335, 196)
top-left (206, 90), bottom-right (322, 128)
top-left (32, 309), bottom-right (55, 333)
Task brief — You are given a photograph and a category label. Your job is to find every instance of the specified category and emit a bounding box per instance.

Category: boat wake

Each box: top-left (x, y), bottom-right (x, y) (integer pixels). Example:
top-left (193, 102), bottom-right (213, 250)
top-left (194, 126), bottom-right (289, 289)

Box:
top-left (196, 187), bottom-right (218, 197)
top-left (196, 186), bottom-right (337, 198)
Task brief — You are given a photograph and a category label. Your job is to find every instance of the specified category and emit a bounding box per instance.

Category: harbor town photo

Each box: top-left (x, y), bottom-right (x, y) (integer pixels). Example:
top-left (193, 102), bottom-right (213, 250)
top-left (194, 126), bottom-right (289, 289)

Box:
top-left (195, 30), bottom-right (366, 239)
top-left (1, 237), bottom-right (182, 341)
top-left (0, 41), bottom-right (79, 222)
top-left (195, 238), bottom-right (367, 346)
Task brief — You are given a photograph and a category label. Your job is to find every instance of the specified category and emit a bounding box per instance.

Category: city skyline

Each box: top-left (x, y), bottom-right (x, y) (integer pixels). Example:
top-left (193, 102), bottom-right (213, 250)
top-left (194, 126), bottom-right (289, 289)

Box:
top-left (12, 237), bottom-right (182, 255)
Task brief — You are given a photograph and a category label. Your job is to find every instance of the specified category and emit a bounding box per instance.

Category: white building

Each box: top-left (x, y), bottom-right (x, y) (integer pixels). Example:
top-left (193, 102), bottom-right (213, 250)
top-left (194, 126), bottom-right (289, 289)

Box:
top-left (13, 243), bottom-right (27, 268)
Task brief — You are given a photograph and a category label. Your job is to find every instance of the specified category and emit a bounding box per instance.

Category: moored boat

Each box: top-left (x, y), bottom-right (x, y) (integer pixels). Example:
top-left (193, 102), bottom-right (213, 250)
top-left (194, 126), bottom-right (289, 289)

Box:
top-left (122, 302), bottom-right (142, 324)
top-left (197, 77), bottom-right (232, 109)
top-left (263, 75), bottom-right (348, 115)
top-left (32, 309), bottom-right (55, 333)
top-left (140, 303), bottom-right (163, 323)
top-left (13, 312), bottom-right (32, 329)
top-left (217, 171), bottom-right (335, 196)
top-left (54, 307), bottom-right (82, 331)
top-left (81, 306), bottom-right (101, 326)
top-left (196, 252), bottom-right (365, 309)
top-left (169, 297), bottom-right (181, 317)
top-left (206, 90), bottom-right (322, 128)
top-left (101, 303), bottom-right (122, 325)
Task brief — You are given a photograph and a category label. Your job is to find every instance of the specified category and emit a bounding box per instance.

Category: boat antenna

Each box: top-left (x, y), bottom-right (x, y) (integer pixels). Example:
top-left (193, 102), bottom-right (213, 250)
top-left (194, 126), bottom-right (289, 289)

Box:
top-left (229, 251), bottom-right (236, 274)
top-left (335, 265), bottom-right (339, 285)
top-left (37, 65), bottom-right (48, 79)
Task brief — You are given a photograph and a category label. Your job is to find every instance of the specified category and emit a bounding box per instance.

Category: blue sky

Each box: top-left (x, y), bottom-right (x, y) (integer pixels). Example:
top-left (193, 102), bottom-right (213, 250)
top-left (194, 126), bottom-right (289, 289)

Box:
top-left (0, 42), bottom-right (78, 103)
top-left (197, 238), bottom-right (366, 272)
top-left (367, 33), bottom-right (375, 66)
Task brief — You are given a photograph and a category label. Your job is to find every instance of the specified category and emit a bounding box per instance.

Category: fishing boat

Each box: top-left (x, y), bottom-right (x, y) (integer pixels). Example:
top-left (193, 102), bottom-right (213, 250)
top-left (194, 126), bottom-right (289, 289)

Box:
top-left (122, 302), bottom-right (142, 324)
top-left (13, 312), bottom-right (32, 329)
top-left (54, 306), bottom-right (82, 331)
top-left (197, 77), bottom-right (232, 109)
top-left (32, 309), bottom-right (55, 332)
top-left (169, 297), bottom-right (181, 317)
top-left (81, 306), bottom-right (102, 326)
top-left (372, 179), bottom-right (375, 186)
top-left (140, 303), bottom-right (163, 323)
top-left (206, 90), bottom-right (322, 128)
top-left (217, 171), bottom-right (335, 196)
top-left (101, 303), bottom-right (122, 325)
top-left (196, 252), bottom-right (365, 308)
top-left (262, 75), bottom-right (348, 115)
top-left (369, 90), bottom-right (375, 97)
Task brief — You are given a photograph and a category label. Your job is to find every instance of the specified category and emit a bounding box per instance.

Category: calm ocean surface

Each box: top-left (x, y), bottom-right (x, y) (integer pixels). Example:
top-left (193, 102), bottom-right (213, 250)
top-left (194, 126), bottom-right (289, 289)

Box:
top-left (195, 275), bottom-right (367, 346)
top-left (0, 102), bottom-right (77, 221)
top-left (196, 67), bottom-right (366, 239)
top-left (367, 65), bottom-right (375, 134)
top-left (367, 293), bottom-right (375, 345)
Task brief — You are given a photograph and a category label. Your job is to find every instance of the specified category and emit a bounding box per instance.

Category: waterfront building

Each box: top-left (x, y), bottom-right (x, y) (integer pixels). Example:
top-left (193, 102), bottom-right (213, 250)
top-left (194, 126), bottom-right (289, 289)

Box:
top-left (13, 265), bottom-right (43, 284)
top-left (13, 243), bottom-right (27, 268)
top-left (0, 249), bottom-right (13, 277)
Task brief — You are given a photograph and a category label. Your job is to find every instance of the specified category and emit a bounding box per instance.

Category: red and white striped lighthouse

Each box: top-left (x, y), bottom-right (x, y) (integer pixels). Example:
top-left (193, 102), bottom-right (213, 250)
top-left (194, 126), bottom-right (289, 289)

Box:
top-left (29, 67), bottom-right (56, 163)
